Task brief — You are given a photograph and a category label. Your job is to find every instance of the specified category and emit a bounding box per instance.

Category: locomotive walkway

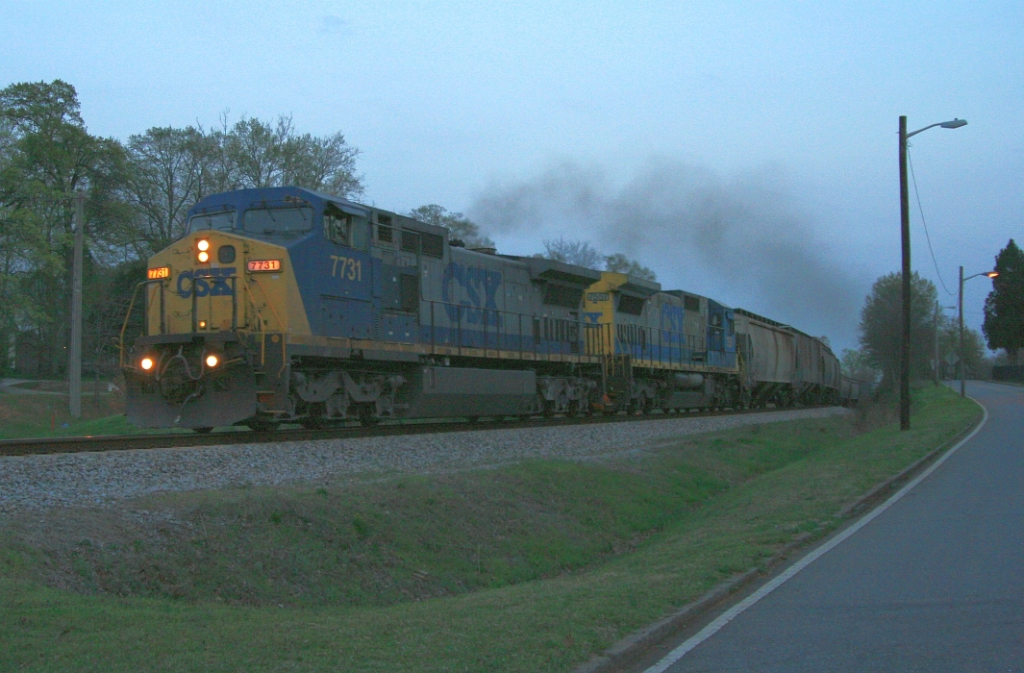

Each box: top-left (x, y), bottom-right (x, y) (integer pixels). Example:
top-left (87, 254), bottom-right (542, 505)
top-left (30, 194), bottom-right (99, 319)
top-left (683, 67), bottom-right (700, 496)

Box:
top-left (631, 380), bottom-right (1023, 673)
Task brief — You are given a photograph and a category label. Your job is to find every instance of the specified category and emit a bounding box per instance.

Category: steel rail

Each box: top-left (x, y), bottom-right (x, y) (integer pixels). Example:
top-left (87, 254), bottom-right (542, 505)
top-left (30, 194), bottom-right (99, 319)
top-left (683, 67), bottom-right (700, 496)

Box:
top-left (0, 406), bottom-right (808, 458)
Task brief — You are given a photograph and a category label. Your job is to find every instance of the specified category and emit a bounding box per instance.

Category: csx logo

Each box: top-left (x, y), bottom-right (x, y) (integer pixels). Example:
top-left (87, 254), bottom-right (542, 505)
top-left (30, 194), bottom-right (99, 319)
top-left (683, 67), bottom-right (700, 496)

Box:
top-left (441, 262), bottom-right (502, 326)
top-left (177, 268), bottom-right (236, 298)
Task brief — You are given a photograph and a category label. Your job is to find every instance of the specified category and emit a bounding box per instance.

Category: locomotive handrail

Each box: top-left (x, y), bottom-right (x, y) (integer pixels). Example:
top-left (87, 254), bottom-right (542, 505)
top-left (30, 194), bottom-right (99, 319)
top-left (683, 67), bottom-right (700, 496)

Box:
top-left (246, 274), bottom-right (288, 376)
top-left (118, 279), bottom-right (165, 368)
top-left (239, 281), bottom-right (268, 366)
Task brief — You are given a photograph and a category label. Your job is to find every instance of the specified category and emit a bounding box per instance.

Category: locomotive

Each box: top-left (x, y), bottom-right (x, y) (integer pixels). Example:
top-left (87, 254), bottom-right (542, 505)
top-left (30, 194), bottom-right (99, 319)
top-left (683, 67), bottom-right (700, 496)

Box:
top-left (119, 186), bottom-right (852, 432)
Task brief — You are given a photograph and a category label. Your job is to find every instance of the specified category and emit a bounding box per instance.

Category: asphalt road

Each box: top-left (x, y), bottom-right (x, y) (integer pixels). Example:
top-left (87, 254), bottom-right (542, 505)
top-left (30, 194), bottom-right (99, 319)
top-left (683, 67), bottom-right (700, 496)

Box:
top-left (643, 380), bottom-right (1024, 673)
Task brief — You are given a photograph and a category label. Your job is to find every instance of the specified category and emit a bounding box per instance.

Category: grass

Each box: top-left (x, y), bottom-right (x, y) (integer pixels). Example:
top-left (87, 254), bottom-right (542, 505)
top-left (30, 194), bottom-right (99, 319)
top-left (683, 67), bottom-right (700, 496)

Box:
top-left (0, 387), bottom-right (127, 439)
top-left (0, 386), bottom-right (246, 439)
top-left (0, 385), bottom-right (981, 672)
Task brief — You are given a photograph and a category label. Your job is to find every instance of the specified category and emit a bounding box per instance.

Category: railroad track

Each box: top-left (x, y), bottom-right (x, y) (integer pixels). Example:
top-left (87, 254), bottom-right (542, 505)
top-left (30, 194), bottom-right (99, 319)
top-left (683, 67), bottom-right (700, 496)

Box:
top-left (0, 406), bottom-right (809, 458)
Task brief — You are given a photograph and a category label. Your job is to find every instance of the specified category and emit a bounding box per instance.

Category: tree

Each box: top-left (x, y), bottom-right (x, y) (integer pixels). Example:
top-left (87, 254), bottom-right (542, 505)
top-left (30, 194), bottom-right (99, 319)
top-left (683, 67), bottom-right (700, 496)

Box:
top-left (203, 114), bottom-right (363, 197)
top-left (121, 126), bottom-right (208, 256)
top-left (408, 204), bottom-right (493, 248)
top-left (938, 321), bottom-right (986, 380)
top-left (840, 347), bottom-right (880, 383)
top-left (538, 237), bottom-right (658, 280)
top-left (858, 271), bottom-right (938, 389)
top-left (982, 239), bottom-right (1024, 364)
top-left (539, 237), bottom-right (603, 268)
top-left (121, 115), bottom-right (364, 257)
top-left (603, 252), bottom-right (657, 281)
top-left (0, 79), bottom-right (128, 376)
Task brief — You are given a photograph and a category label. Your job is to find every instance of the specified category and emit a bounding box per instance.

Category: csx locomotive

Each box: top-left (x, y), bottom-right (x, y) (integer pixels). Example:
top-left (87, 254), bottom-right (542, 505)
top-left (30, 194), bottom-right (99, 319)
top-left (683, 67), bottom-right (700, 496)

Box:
top-left (120, 186), bottom-right (854, 431)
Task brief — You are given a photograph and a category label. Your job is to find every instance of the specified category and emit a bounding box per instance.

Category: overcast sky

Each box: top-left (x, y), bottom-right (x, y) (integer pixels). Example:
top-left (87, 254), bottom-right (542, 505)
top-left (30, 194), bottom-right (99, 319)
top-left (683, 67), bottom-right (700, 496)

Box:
top-left (2, 1), bottom-right (1021, 354)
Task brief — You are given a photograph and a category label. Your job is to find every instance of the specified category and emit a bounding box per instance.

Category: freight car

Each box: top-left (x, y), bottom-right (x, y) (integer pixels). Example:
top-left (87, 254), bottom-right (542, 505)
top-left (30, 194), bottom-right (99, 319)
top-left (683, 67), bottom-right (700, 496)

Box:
top-left (120, 186), bottom-right (846, 431)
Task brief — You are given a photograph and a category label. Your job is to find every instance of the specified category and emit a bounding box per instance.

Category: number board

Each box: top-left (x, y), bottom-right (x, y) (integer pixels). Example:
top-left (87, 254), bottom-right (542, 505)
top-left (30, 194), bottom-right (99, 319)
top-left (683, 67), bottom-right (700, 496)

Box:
top-left (247, 259), bottom-right (282, 272)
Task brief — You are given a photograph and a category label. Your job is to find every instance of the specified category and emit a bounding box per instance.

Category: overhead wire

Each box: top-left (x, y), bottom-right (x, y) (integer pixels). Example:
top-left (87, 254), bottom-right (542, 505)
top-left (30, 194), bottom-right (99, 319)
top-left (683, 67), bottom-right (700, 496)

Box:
top-left (907, 144), bottom-right (956, 296)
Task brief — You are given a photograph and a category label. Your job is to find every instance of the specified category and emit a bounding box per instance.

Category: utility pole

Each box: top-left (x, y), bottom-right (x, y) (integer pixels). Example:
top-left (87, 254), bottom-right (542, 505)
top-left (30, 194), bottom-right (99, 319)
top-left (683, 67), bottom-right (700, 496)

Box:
top-left (959, 265), bottom-right (965, 397)
top-left (933, 300), bottom-right (940, 386)
top-left (896, 115), bottom-right (966, 426)
top-left (69, 192), bottom-right (85, 418)
top-left (898, 116), bottom-right (912, 430)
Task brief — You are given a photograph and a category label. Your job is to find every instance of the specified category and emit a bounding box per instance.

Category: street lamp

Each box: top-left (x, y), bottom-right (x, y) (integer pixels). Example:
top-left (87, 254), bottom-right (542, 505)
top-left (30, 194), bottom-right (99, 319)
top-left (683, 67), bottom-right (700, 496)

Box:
top-left (958, 266), bottom-right (998, 397)
top-left (899, 116), bottom-right (967, 430)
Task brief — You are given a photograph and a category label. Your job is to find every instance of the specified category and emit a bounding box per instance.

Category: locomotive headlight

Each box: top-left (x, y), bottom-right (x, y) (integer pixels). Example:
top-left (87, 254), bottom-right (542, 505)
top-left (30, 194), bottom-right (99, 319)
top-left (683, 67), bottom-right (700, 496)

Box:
top-left (140, 356), bottom-right (155, 371)
top-left (197, 239), bottom-right (211, 251)
top-left (197, 250), bottom-right (210, 263)
top-left (197, 239), bottom-right (211, 263)
top-left (205, 353), bottom-right (220, 368)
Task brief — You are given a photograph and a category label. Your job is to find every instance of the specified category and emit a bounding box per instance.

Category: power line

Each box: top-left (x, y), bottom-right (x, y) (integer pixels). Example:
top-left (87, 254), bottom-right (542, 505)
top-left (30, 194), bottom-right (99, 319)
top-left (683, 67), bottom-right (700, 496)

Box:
top-left (907, 145), bottom-right (956, 296)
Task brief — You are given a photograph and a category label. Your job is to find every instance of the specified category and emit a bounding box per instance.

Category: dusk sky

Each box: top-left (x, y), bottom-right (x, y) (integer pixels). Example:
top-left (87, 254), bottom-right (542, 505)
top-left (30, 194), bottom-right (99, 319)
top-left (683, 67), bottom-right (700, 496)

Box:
top-left (2, 1), bottom-right (1021, 354)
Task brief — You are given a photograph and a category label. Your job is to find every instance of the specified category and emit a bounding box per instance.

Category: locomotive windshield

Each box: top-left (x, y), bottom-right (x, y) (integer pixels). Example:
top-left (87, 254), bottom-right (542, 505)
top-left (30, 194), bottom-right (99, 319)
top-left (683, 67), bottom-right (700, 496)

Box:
top-left (243, 206), bottom-right (313, 236)
top-left (188, 210), bottom-right (236, 232)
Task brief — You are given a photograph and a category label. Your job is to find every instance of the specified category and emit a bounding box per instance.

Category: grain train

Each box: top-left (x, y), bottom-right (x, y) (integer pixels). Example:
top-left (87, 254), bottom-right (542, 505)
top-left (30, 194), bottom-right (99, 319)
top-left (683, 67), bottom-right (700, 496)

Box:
top-left (119, 186), bottom-right (862, 432)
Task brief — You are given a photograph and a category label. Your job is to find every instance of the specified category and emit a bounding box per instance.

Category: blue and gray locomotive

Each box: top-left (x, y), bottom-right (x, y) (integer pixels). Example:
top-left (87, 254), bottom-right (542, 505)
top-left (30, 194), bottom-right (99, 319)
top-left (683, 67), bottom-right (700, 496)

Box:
top-left (120, 186), bottom-right (848, 431)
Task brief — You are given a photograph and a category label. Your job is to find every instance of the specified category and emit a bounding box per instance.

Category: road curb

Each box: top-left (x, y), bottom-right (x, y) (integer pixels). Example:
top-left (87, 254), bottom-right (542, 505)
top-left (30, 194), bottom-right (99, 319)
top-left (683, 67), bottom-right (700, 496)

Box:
top-left (569, 402), bottom-right (985, 673)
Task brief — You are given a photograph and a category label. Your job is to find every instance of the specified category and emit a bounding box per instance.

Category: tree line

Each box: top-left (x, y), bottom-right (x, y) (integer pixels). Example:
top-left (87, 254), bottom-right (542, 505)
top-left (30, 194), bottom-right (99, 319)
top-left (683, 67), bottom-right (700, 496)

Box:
top-left (0, 80), bottom-right (366, 377)
top-left (0, 79), bottom-right (656, 378)
top-left (5, 79), bottom-right (1018, 384)
top-left (850, 238), bottom-right (1024, 388)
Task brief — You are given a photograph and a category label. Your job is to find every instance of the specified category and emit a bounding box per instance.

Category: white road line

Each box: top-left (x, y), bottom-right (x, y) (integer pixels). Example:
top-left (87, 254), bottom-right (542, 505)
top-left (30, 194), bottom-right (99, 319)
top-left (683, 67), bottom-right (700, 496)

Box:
top-left (644, 399), bottom-right (990, 673)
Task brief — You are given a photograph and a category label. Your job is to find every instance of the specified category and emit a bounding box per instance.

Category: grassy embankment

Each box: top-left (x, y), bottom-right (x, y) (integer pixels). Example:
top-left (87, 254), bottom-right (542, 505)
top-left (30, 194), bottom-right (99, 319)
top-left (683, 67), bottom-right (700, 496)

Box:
top-left (0, 381), bottom-right (132, 439)
top-left (0, 382), bottom-right (247, 438)
top-left (0, 385), bottom-right (980, 672)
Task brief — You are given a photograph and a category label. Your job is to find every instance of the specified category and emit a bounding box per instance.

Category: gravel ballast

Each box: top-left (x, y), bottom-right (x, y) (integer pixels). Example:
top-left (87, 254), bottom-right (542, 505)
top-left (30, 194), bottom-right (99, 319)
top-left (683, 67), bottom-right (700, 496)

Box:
top-left (0, 408), bottom-right (848, 513)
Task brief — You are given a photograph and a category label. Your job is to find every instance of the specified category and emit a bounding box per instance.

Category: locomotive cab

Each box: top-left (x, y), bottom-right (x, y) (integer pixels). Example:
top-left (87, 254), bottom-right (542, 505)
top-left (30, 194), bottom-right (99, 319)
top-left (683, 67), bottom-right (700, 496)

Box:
top-left (121, 190), bottom-right (319, 429)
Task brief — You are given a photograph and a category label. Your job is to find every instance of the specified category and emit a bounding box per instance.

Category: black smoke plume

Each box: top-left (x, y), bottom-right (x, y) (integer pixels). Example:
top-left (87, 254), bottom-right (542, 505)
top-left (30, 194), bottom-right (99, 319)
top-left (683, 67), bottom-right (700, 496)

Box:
top-left (468, 158), bottom-right (862, 347)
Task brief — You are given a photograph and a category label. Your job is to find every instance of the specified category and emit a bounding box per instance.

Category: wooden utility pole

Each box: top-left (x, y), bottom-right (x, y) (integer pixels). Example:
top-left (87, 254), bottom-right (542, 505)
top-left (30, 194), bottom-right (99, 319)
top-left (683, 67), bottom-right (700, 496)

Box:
top-left (933, 300), bottom-right (940, 386)
top-left (959, 265), bottom-right (966, 397)
top-left (69, 192), bottom-right (85, 418)
top-left (898, 116), bottom-right (911, 430)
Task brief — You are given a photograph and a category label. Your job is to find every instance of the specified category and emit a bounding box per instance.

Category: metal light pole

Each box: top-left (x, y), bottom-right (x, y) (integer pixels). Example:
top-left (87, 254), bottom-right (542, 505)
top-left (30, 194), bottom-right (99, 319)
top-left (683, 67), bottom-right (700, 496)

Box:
top-left (898, 116), bottom-right (967, 430)
top-left (958, 267), bottom-right (998, 397)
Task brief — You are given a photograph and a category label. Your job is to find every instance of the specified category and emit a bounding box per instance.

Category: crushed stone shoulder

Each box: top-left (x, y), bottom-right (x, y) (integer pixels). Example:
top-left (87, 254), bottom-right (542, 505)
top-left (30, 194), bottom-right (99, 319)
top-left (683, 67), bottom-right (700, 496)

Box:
top-left (0, 408), bottom-right (848, 513)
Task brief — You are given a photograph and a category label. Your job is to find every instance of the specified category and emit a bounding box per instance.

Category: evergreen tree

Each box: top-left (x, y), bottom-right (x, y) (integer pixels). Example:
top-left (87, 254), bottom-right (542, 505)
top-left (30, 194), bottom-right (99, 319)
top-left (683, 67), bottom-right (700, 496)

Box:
top-left (982, 239), bottom-right (1024, 364)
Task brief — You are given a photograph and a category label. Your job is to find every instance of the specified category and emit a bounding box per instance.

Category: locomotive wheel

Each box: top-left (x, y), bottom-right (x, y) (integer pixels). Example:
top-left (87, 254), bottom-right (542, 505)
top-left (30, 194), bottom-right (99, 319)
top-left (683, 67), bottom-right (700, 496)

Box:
top-left (246, 415), bottom-right (279, 432)
top-left (358, 405), bottom-right (379, 427)
top-left (301, 403), bottom-right (328, 429)
top-left (300, 417), bottom-right (327, 430)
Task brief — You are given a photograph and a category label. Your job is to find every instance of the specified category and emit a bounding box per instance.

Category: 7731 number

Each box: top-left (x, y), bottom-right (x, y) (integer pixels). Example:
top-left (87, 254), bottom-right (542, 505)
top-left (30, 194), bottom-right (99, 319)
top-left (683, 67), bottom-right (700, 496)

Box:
top-left (330, 255), bottom-right (363, 281)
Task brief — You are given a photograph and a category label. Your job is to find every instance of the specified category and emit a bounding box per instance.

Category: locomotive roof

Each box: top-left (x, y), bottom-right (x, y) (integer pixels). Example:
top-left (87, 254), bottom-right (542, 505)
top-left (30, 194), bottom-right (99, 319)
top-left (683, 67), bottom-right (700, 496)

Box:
top-left (188, 186), bottom-right (447, 237)
top-left (505, 256), bottom-right (604, 287)
top-left (190, 186), bottom-right (366, 218)
top-left (599, 271), bottom-right (662, 296)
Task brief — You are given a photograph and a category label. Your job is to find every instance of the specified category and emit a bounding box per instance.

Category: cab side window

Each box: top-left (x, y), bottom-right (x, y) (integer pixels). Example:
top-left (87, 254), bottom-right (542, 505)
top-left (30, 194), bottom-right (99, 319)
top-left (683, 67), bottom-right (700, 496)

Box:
top-left (324, 205), bottom-right (369, 250)
top-left (325, 213), bottom-right (350, 246)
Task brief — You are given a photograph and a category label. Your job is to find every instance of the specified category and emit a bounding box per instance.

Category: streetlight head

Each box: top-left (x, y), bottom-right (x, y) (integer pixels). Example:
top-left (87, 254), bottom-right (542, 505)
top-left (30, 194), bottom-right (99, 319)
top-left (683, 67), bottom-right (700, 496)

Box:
top-left (940, 118), bottom-right (967, 129)
top-left (986, 271), bottom-right (999, 278)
